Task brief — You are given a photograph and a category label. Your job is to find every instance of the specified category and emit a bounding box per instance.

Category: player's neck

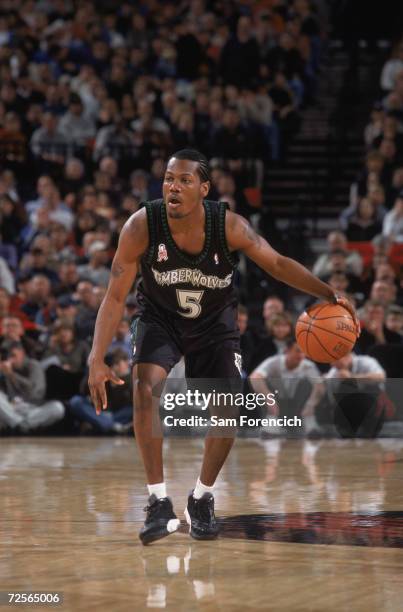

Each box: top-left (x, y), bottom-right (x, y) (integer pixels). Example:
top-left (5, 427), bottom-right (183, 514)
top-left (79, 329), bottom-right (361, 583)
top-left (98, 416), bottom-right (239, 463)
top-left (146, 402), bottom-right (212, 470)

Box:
top-left (167, 201), bottom-right (205, 233)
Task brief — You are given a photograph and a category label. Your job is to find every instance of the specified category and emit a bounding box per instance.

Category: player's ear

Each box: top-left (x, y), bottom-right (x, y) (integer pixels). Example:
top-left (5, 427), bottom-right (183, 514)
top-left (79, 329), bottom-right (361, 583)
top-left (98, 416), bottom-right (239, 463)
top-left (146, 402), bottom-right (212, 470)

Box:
top-left (201, 181), bottom-right (210, 198)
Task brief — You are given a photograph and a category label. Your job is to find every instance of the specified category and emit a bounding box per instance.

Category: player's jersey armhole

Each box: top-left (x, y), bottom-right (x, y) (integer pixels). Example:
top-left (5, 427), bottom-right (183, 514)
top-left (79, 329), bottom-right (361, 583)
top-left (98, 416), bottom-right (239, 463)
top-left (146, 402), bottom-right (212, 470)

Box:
top-left (143, 201), bottom-right (156, 265)
top-left (219, 202), bottom-right (238, 269)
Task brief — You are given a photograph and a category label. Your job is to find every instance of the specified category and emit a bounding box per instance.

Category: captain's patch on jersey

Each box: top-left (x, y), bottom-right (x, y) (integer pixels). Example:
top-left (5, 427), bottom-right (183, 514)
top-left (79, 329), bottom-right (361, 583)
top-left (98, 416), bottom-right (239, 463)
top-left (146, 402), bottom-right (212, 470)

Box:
top-left (157, 243), bottom-right (168, 262)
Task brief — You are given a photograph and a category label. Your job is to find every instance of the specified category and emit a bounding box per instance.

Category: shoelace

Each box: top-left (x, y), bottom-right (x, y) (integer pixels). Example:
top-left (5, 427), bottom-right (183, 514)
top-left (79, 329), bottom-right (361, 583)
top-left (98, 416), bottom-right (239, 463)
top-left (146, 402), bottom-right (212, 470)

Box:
top-left (144, 498), bottom-right (169, 517)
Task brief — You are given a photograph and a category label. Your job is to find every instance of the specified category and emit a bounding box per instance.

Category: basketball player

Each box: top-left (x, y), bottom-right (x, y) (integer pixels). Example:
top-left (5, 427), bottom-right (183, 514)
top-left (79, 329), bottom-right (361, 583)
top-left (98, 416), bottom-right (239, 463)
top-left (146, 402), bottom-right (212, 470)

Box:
top-left (88, 149), bottom-right (359, 545)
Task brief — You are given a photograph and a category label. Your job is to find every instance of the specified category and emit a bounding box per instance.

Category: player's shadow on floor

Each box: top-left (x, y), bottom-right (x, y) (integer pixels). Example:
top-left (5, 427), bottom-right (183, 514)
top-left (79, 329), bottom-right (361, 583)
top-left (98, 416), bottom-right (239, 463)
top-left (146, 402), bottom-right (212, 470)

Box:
top-left (180, 511), bottom-right (403, 548)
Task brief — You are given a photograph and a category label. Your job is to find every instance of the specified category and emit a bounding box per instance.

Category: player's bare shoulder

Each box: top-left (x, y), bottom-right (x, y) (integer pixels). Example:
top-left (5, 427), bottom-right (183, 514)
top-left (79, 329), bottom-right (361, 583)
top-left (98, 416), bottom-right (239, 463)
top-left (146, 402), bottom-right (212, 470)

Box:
top-left (117, 206), bottom-right (149, 260)
top-left (224, 210), bottom-right (263, 252)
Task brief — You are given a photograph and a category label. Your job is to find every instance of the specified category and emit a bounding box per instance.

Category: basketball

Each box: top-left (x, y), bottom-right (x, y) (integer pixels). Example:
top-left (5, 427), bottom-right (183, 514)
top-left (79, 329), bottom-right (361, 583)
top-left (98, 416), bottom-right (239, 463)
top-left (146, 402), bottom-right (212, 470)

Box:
top-left (295, 303), bottom-right (357, 363)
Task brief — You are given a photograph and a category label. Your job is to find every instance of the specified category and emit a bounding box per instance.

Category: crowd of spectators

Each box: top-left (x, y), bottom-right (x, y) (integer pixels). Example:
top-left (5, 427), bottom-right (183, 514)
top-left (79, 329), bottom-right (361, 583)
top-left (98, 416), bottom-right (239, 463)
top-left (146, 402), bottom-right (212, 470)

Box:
top-left (242, 37), bottom-right (403, 436)
top-left (0, 0), bottom-right (327, 435)
top-left (2, 1), bottom-right (400, 438)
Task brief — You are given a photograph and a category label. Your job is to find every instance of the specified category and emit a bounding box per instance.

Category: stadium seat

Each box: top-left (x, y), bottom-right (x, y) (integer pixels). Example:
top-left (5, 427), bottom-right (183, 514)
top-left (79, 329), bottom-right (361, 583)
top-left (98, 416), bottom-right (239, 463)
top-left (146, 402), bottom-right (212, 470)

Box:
top-left (346, 242), bottom-right (374, 267)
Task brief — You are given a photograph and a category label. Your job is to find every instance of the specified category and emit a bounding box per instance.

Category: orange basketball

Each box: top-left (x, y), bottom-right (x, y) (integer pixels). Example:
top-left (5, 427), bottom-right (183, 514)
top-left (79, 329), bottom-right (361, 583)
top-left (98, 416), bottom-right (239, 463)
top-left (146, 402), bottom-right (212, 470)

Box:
top-left (295, 303), bottom-right (357, 363)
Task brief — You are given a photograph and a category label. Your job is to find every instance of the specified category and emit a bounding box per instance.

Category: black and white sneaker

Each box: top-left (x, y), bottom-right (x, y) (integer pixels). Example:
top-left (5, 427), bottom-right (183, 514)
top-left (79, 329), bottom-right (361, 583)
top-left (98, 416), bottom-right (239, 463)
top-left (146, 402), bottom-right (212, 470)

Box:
top-left (184, 491), bottom-right (219, 540)
top-left (139, 495), bottom-right (180, 545)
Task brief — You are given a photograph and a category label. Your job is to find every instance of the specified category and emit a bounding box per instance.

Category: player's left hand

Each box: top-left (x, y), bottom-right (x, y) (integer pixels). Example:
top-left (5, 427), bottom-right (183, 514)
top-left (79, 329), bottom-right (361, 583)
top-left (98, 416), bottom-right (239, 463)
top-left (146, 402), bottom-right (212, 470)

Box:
top-left (333, 294), bottom-right (361, 337)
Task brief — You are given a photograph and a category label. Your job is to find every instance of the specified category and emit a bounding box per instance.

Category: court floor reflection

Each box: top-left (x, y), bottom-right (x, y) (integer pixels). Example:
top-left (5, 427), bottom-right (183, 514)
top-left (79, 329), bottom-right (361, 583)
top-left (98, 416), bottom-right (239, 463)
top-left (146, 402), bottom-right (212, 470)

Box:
top-left (2, 437), bottom-right (403, 611)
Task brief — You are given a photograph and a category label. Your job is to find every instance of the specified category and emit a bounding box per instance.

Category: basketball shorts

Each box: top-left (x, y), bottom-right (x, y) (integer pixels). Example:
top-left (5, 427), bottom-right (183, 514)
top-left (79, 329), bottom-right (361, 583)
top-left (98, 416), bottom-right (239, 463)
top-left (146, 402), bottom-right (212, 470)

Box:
top-left (130, 310), bottom-right (242, 380)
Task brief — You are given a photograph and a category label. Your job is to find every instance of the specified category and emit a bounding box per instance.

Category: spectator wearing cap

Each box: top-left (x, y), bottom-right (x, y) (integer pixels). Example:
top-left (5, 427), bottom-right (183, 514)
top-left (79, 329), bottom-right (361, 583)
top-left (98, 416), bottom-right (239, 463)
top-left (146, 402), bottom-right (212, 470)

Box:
top-left (312, 231), bottom-right (363, 278)
top-left (77, 241), bottom-right (111, 288)
top-left (0, 341), bottom-right (65, 432)
top-left (383, 190), bottom-right (403, 242)
top-left (19, 245), bottom-right (60, 286)
top-left (59, 94), bottom-right (96, 146)
top-left (54, 296), bottom-right (79, 328)
top-left (69, 348), bottom-right (132, 434)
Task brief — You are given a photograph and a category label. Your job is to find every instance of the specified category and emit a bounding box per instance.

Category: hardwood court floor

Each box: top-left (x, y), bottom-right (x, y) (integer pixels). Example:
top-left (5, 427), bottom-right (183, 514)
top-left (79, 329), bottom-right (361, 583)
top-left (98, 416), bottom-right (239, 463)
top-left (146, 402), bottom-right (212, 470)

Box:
top-left (2, 436), bottom-right (403, 611)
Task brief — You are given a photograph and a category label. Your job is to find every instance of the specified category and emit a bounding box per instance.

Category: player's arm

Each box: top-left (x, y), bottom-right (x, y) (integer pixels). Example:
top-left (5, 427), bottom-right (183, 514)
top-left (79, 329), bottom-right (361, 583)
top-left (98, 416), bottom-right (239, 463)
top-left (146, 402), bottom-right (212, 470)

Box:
top-left (226, 212), bottom-right (359, 331)
top-left (88, 208), bottom-right (148, 413)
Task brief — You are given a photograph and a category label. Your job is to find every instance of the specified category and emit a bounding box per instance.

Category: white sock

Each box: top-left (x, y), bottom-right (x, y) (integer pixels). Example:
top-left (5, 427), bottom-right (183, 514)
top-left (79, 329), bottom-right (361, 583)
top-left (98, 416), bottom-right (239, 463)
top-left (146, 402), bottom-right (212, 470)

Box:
top-left (147, 482), bottom-right (167, 499)
top-left (304, 415), bottom-right (319, 433)
top-left (193, 477), bottom-right (214, 499)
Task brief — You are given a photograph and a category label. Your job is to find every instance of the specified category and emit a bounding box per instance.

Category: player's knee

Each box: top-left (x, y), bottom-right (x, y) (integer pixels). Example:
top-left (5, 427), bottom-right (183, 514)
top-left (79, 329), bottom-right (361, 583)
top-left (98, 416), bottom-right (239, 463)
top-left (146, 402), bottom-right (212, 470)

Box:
top-left (134, 379), bottom-right (154, 408)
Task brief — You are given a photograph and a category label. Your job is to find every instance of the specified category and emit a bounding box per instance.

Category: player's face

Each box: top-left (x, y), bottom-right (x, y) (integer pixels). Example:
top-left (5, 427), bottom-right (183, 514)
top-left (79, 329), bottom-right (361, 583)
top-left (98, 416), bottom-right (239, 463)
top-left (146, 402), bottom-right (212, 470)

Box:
top-left (163, 158), bottom-right (210, 219)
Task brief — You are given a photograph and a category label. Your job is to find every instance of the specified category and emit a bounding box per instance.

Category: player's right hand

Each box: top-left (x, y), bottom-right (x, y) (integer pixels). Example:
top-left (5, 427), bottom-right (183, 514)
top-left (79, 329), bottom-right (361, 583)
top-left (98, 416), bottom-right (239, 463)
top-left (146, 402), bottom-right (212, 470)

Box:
top-left (88, 362), bottom-right (124, 415)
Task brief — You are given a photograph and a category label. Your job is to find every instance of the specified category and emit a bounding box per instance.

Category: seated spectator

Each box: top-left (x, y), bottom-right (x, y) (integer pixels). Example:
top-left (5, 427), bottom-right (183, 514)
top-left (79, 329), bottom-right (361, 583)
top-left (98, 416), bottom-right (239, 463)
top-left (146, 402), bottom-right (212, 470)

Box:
top-left (249, 338), bottom-right (325, 436)
top-left (0, 316), bottom-right (44, 359)
top-left (249, 312), bottom-right (294, 372)
top-left (0, 193), bottom-right (26, 247)
top-left (0, 341), bottom-right (64, 432)
top-left (75, 283), bottom-right (106, 342)
top-left (55, 261), bottom-right (80, 298)
top-left (385, 305), bottom-right (403, 336)
top-left (25, 177), bottom-right (74, 232)
top-left (380, 43), bottom-right (403, 92)
top-left (369, 280), bottom-right (397, 308)
top-left (0, 256), bottom-right (15, 295)
top-left (44, 320), bottom-right (89, 374)
top-left (346, 198), bottom-right (383, 242)
top-left (60, 158), bottom-right (86, 198)
top-left (69, 349), bottom-right (132, 434)
top-left (312, 231), bottom-right (363, 278)
top-left (54, 296), bottom-right (79, 328)
top-left (18, 244), bottom-right (60, 286)
top-left (107, 318), bottom-right (132, 359)
top-left (319, 250), bottom-right (363, 294)
top-left (20, 274), bottom-right (52, 325)
top-left (58, 94), bottom-right (96, 146)
top-left (364, 102), bottom-right (385, 148)
top-left (324, 352), bottom-right (386, 438)
top-left (356, 300), bottom-right (402, 354)
top-left (77, 241), bottom-right (111, 288)
top-left (30, 111), bottom-right (69, 166)
top-left (383, 190), bottom-right (403, 241)
top-left (0, 287), bottom-right (37, 331)
top-left (385, 166), bottom-right (403, 208)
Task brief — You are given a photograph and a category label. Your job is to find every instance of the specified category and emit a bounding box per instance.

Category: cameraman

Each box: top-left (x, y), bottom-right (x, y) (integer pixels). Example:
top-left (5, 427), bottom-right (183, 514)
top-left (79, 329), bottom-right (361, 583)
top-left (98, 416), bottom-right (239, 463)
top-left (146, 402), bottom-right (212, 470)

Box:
top-left (0, 341), bottom-right (65, 432)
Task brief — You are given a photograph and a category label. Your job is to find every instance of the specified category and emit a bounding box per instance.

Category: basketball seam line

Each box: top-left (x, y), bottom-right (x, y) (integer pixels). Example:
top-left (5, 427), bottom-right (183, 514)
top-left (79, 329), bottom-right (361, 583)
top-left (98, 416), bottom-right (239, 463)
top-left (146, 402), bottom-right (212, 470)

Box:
top-left (296, 323), bottom-right (356, 344)
top-left (310, 329), bottom-right (341, 360)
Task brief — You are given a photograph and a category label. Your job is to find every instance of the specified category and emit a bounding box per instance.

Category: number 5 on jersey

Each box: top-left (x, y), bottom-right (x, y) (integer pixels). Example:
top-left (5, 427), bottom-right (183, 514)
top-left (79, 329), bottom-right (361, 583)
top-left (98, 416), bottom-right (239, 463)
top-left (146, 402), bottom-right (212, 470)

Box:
top-left (176, 289), bottom-right (204, 318)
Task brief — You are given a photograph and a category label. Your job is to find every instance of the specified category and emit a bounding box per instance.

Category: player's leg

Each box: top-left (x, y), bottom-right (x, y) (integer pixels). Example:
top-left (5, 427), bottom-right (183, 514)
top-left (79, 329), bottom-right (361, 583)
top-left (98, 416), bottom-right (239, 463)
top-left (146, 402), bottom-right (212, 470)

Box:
top-left (184, 340), bottom-right (242, 539)
top-left (131, 315), bottom-right (182, 544)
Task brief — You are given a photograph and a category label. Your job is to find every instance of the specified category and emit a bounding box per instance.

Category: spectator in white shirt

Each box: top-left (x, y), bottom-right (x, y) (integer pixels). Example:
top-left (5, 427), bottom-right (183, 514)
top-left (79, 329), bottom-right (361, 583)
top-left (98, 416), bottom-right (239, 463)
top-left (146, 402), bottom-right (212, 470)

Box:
top-left (325, 352), bottom-right (386, 438)
top-left (383, 190), bottom-right (403, 242)
top-left (250, 338), bottom-right (324, 435)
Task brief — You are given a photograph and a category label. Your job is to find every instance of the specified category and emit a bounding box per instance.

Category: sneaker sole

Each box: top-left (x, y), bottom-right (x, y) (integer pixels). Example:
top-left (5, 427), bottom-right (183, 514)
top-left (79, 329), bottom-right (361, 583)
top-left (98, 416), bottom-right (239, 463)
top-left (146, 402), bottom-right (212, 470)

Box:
top-left (184, 507), bottom-right (219, 540)
top-left (139, 518), bottom-right (180, 546)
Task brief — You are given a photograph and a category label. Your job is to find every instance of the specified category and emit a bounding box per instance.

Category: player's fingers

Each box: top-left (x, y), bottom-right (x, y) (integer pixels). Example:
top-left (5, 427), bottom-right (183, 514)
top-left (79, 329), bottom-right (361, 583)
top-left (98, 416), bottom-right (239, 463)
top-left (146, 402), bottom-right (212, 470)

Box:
top-left (108, 372), bottom-right (125, 385)
top-left (99, 386), bottom-right (108, 411)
